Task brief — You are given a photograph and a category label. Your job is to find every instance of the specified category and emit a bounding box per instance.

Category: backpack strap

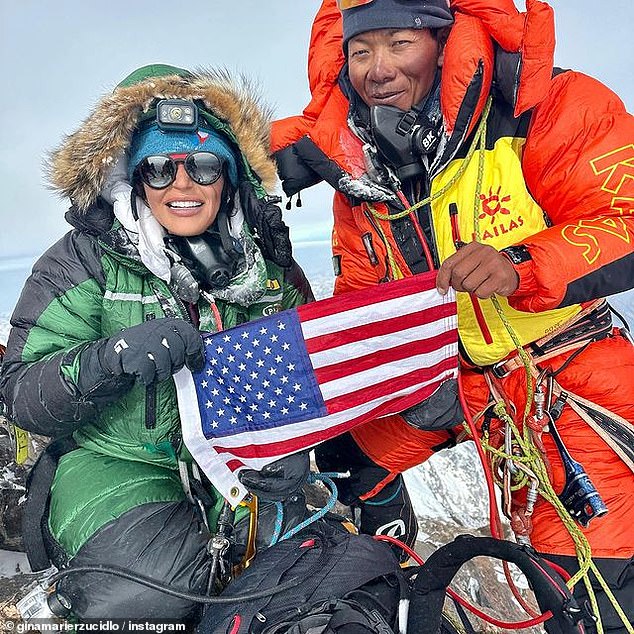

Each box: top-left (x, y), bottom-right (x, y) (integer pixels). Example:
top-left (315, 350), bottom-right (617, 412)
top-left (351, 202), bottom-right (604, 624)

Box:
top-left (328, 599), bottom-right (394, 633)
top-left (408, 535), bottom-right (584, 634)
top-left (219, 532), bottom-right (331, 634)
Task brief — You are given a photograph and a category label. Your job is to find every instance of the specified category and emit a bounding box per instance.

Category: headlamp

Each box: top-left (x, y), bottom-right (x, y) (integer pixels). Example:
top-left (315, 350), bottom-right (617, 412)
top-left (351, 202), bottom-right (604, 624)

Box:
top-left (156, 99), bottom-right (198, 132)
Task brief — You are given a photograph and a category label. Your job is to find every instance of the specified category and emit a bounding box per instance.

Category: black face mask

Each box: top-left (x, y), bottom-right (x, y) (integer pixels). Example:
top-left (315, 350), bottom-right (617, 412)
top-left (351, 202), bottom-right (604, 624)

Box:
top-left (370, 105), bottom-right (441, 181)
top-left (165, 208), bottom-right (245, 302)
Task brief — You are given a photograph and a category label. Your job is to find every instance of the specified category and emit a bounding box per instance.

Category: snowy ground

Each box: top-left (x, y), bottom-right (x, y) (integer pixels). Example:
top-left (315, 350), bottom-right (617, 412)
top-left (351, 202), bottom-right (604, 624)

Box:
top-left (0, 550), bottom-right (29, 578)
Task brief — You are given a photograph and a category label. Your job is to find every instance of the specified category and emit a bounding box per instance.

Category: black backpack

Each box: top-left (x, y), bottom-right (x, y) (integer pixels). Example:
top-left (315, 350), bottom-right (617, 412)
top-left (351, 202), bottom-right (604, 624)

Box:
top-left (200, 526), bottom-right (586, 634)
top-left (199, 523), bottom-right (405, 634)
top-left (408, 535), bottom-right (586, 634)
top-left (256, 597), bottom-right (395, 634)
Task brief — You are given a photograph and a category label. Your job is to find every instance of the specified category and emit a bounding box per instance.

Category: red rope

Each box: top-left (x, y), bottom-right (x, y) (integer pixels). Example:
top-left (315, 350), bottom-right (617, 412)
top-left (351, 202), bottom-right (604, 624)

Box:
top-left (457, 374), bottom-right (502, 539)
top-left (458, 374), bottom-right (547, 618)
top-left (379, 186), bottom-right (566, 628)
top-left (502, 559), bottom-right (541, 618)
top-left (441, 374), bottom-right (553, 626)
top-left (398, 190), bottom-right (540, 616)
top-left (457, 374), bottom-right (537, 614)
top-left (374, 534), bottom-right (552, 630)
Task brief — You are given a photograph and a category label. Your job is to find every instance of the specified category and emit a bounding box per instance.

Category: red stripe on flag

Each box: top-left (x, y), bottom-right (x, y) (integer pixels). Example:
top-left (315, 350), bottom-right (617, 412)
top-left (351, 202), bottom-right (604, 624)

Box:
top-left (305, 301), bottom-right (456, 354)
top-left (324, 358), bottom-right (457, 414)
top-left (217, 377), bottom-right (451, 462)
top-left (313, 329), bottom-right (457, 385)
top-left (297, 271), bottom-right (438, 322)
top-left (226, 458), bottom-right (246, 472)
top-left (221, 419), bottom-right (358, 461)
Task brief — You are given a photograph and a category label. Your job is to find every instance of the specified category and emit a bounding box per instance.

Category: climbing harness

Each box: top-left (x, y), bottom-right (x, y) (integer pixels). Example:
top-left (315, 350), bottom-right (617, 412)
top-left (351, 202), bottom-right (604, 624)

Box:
top-left (468, 108), bottom-right (632, 631)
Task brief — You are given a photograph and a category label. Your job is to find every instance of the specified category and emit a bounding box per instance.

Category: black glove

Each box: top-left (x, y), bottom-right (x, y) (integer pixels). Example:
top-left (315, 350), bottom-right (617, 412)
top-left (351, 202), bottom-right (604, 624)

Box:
top-left (80, 318), bottom-right (204, 391)
top-left (103, 318), bottom-right (204, 385)
top-left (400, 378), bottom-right (464, 431)
top-left (240, 183), bottom-right (292, 268)
top-left (234, 452), bottom-right (310, 555)
top-left (239, 452), bottom-right (310, 502)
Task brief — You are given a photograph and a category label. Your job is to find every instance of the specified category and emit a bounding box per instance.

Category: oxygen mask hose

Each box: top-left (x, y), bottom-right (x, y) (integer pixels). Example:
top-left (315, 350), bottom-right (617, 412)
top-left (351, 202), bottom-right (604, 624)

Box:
top-left (45, 539), bottom-right (332, 607)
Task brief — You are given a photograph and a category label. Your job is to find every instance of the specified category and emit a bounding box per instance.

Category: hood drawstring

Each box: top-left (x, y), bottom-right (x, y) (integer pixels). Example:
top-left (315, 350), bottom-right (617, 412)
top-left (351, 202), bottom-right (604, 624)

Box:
top-left (285, 191), bottom-right (302, 210)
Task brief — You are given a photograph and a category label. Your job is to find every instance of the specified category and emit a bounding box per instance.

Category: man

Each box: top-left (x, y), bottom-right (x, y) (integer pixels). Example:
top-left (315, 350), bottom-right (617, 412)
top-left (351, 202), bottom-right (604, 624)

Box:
top-left (271, 0), bottom-right (634, 630)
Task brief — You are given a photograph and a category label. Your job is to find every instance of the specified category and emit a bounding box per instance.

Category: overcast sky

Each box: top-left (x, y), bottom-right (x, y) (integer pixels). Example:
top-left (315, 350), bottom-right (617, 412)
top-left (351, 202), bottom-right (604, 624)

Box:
top-left (1, 1), bottom-right (632, 259)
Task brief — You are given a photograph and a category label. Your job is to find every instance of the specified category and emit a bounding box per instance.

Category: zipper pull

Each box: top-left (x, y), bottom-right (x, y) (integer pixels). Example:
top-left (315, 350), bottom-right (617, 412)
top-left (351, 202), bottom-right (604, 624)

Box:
top-left (449, 203), bottom-right (466, 250)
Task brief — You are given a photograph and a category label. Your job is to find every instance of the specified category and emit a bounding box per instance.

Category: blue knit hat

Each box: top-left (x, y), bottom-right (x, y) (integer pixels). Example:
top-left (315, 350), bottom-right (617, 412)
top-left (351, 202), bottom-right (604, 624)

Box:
top-left (342, 0), bottom-right (453, 49)
top-left (128, 122), bottom-right (239, 186)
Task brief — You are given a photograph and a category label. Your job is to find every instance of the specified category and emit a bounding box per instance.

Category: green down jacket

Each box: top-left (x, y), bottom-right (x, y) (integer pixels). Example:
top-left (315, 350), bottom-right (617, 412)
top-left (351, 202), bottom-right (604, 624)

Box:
top-left (0, 215), bottom-right (312, 556)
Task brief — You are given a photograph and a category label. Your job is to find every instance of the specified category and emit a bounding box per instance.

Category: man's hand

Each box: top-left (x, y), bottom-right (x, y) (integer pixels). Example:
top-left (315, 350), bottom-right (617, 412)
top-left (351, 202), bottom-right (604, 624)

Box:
top-left (436, 241), bottom-right (519, 298)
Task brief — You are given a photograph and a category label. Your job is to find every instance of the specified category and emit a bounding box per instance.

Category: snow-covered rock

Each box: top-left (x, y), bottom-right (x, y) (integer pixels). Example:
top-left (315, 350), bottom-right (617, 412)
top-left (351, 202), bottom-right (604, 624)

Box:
top-left (404, 441), bottom-right (489, 530)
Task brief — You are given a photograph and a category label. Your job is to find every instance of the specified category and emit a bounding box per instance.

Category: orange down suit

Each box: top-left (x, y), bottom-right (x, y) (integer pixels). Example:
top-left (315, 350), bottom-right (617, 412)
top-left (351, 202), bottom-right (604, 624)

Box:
top-left (271, 0), bottom-right (634, 564)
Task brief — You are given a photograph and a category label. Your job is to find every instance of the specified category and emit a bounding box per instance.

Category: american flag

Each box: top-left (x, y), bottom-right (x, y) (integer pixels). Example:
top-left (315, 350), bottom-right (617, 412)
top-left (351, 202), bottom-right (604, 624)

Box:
top-left (174, 271), bottom-right (458, 503)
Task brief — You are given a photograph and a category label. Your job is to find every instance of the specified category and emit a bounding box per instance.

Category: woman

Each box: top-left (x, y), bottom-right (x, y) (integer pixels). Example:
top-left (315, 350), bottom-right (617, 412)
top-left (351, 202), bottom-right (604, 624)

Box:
top-left (0, 64), bottom-right (313, 621)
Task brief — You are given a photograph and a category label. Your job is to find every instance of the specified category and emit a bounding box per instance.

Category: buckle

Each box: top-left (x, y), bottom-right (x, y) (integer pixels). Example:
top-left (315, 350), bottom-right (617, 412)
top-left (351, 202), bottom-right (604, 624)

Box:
top-left (491, 359), bottom-right (511, 379)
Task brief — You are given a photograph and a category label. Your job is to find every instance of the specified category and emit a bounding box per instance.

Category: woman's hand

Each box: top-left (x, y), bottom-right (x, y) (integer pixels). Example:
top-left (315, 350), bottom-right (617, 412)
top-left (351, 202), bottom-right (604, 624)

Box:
top-left (101, 318), bottom-right (204, 385)
top-left (78, 318), bottom-right (204, 394)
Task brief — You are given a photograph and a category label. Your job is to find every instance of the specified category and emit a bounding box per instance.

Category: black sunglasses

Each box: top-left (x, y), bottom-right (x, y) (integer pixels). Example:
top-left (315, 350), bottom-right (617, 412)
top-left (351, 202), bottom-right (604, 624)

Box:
top-left (136, 151), bottom-right (224, 189)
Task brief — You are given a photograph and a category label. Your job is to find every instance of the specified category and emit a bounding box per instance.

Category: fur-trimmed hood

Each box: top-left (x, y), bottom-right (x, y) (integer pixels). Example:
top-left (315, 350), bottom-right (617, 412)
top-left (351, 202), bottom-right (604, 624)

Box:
top-left (48, 67), bottom-right (278, 211)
